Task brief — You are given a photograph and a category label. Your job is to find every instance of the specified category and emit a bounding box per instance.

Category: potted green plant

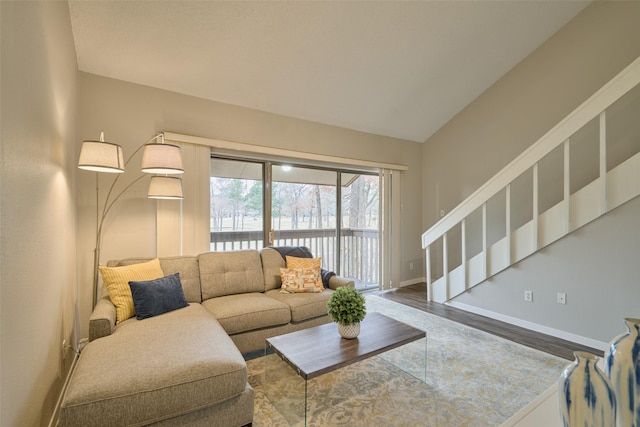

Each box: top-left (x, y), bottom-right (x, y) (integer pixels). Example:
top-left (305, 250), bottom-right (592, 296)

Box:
top-left (327, 286), bottom-right (366, 339)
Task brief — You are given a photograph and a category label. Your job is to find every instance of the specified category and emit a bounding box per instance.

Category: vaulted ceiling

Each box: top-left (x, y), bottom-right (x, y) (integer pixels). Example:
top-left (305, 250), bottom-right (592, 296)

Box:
top-left (69, 1), bottom-right (589, 143)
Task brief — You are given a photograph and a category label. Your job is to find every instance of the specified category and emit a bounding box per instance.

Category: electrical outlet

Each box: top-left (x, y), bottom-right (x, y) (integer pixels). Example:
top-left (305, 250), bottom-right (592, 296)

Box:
top-left (524, 290), bottom-right (533, 302)
top-left (440, 210), bottom-right (445, 218)
top-left (557, 292), bottom-right (567, 304)
top-left (409, 262), bottom-right (414, 271)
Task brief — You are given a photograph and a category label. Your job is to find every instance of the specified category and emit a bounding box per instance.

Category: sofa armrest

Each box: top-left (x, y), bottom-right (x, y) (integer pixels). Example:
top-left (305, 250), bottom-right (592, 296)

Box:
top-left (328, 275), bottom-right (355, 290)
top-left (89, 296), bottom-right (116, 341)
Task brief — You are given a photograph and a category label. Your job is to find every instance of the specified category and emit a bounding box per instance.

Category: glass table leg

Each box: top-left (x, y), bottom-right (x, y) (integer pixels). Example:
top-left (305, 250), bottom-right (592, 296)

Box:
top-left (377, 337), bottom-right (427, 382)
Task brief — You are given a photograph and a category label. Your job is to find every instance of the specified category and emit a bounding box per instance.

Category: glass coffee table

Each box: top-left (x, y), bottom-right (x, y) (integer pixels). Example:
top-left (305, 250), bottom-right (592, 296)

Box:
top-left (264, 312), bottom-right (427, 426)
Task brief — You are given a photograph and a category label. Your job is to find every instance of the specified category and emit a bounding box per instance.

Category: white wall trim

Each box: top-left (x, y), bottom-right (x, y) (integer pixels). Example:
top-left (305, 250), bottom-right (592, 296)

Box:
top-left (391, 170), bottom-right (402, 289)
top-left (446, 301), bottom-right (609, 351)
top-left (399, 277), bottom-right (426, 288)
top-left (164, 131), bottom-right (408, 171)
top-left (47, 352), bottom-right (80, 427)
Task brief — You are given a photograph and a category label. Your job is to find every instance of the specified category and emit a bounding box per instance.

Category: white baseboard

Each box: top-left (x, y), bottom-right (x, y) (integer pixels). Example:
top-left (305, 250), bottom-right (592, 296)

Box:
top-left (398, 277), bottom-right (426, 288)
top-left (446, 301), bottom-right (609, 352)
top-left (48, 352), bottom-right (79, 427)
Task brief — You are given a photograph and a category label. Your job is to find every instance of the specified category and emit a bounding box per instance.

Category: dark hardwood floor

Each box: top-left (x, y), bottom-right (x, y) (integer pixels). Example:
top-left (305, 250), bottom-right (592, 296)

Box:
top-left (373, 283), bottom-right (603, 361)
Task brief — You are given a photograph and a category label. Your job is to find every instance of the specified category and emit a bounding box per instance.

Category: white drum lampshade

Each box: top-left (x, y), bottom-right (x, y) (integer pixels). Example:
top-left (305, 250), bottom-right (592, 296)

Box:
top-left (148, 176), bottom-right (184, 199)
top-left (78, 139), bottom-right (125, 173)
top-left (140, 143), bottom-right (184, 174)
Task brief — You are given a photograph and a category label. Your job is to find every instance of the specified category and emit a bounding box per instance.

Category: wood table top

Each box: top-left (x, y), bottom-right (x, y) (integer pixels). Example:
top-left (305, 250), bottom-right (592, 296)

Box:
top-left (266, 312), bottom-right (426, 380)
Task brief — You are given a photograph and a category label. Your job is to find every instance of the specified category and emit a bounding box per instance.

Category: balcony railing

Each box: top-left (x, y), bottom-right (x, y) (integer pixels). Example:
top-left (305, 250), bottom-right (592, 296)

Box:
top-left (210, 228), bottom-right (379, 287)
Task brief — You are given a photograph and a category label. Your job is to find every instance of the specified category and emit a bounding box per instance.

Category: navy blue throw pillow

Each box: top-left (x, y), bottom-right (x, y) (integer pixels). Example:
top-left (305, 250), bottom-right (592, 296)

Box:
top-left (128, 273), bottom-right (188, 320)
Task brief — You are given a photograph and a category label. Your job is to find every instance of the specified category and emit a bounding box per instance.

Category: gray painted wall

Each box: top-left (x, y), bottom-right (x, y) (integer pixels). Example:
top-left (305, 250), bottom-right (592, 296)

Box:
top-left (453, 196), bottom-right (640, 345)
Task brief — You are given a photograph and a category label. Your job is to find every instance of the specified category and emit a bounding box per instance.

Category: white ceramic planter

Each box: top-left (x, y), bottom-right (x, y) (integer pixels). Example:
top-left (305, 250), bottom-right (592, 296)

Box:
top-left (338, 323), bottom-right (360, 339)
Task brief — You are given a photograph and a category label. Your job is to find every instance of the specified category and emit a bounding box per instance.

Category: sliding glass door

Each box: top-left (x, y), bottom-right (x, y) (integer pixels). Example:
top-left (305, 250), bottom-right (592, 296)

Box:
top-left (271, 164), bottom-right (337, 272)
top-left (341, 174), bottom-right (379, 291)
top-left (210, 155), bottom-right (380, 290)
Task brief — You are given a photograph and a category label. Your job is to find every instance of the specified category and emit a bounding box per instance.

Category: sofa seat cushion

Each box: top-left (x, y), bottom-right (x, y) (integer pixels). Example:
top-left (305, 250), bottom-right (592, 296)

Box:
top-left (202, 293), bottom-right (290, 335)
top-left (60, 304), bottom-right (248, 427)
top-left (265, 288), bottom-right (334, 322)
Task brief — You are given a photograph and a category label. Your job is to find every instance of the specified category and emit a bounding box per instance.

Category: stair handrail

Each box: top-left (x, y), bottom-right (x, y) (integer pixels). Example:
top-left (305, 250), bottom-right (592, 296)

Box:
top-left (422, 56), bottom-right (640, 249)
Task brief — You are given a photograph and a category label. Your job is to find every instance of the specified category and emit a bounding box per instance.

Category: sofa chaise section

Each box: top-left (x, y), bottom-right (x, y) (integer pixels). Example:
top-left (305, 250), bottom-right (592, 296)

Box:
top-left (60, 303), bottom-right (252, 427)
top-left (89, 255), bottom-right (203, 342)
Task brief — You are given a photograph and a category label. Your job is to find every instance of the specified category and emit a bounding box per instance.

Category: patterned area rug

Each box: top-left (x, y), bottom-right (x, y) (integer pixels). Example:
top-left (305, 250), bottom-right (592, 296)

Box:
top-left (247, 295), bottom-right (568, 426)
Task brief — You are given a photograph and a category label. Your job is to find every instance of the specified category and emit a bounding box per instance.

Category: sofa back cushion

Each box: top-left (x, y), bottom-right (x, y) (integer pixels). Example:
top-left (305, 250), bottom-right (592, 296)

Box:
top-left (199, 250), bottom-right (265, 299)
top-left (106, 256), bottom-right (201, 303)
top-left (260, 248), bottom-right (286, 291)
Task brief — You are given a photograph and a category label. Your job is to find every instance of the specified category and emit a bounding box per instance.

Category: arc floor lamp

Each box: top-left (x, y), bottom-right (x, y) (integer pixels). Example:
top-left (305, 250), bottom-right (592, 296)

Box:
top-left (78, 131), bottom-right (184, 307)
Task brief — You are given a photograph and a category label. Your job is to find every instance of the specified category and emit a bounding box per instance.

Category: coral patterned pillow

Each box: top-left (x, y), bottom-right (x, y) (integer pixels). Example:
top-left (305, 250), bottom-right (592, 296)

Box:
top-left (280, 266), bottom-right (323, 293)
top-left (285, 256), bottom-right (323, 289)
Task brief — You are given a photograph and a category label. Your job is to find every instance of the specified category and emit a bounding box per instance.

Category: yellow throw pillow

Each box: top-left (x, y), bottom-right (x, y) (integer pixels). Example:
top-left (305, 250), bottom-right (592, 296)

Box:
top-left (100, 258), bottom-right (165, 324)
top-left (280, 266), bottom-right (323, 293)
top-left (286, 256), bottom-right (323, 289)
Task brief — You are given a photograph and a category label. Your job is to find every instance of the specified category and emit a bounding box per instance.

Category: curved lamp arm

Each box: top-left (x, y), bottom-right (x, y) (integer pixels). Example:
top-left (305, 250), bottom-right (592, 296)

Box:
top-left (84, 132), bottom-right (181, 307)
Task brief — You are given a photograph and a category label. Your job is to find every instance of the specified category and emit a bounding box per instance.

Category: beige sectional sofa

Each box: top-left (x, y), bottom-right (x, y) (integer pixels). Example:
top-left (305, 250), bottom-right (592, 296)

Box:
top-left (59, 248), bottom-right (354, 427)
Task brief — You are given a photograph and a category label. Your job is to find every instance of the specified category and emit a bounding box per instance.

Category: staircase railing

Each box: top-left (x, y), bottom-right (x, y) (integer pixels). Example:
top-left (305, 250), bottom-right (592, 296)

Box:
top-left (422, 56), bottom-right (640, 303)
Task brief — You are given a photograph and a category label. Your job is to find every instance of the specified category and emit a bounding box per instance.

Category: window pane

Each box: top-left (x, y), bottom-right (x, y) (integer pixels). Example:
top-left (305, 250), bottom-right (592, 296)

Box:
top-left (210, 158), bottom-right (263, 251)
top-left (272, 165), bottom-right (337, 270)
top-left (341, 174), bottom-right (379, 291)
